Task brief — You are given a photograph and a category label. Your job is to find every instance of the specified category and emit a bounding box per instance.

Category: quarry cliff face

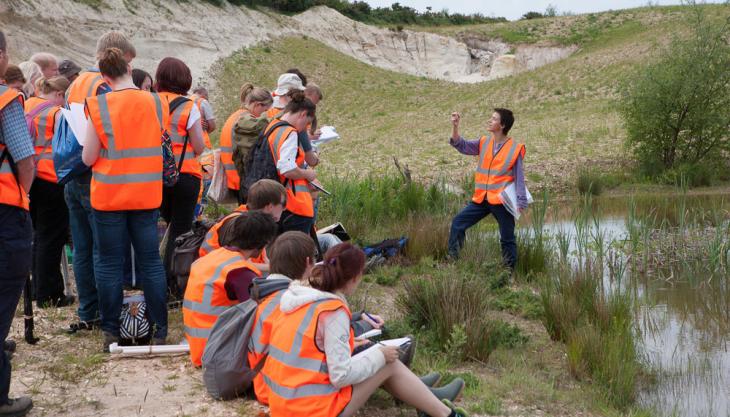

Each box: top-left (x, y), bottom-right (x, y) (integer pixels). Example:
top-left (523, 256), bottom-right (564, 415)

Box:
top-left (0, 1), bottom-right (574, 84)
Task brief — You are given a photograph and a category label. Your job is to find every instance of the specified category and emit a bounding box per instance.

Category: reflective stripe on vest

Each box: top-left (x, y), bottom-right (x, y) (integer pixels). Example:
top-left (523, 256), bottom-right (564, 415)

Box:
top-left (0, 87), bottom-right (29, 210)
top-left (262, 374), bottom-right (339, 400)
top-left (96, 93), bottom-right (163, 161)
top-left (183, 255), bottom-right (242, 316)
top-left (25, 98), bottom-right (60, 183)
top-left (164, 95), bottom-right (200, 178)
top-left (65, 72), bottom-right (104, 105)
top-left (249, 290), bottom-right (284, 354)
top-left (472, 136), bottom-right (525, 205)
top-left (198, 205), bottom-right (247, 257)
top-left (266, 120), bottom-right (314, 218)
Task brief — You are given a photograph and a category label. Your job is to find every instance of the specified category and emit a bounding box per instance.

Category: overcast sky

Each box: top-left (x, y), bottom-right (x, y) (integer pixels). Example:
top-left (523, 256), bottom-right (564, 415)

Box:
top-left (364, 0), bottom-right (721, 20)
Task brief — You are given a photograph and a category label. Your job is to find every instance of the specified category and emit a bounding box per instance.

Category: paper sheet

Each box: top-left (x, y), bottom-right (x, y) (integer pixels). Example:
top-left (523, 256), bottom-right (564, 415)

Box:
top-left (311, 125), bottom-right (339, 146)
top-left (499, 183), bottom-right (533, 220)
top-left (352, 337), bottom-right (412, 360)
top-left (60, 103), bottom-right (89, 147)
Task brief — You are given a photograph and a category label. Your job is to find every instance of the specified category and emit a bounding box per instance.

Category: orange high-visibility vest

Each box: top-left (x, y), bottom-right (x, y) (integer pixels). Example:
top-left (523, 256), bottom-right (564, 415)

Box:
top-left (219, 109), bottom-right (245, 191)
top-left (24, 97), bottom-right (60, 183)
top-left (159, 92), bottom-right (201, 179)
top-left (266, 107), bottom-right (283, 120)
top-left (248, 288), bottom-right (285, 405)
top-left (266, 120), bottom-right (313, 218)
top-left (183, 247), bottom-right (261, 366)
top-left (190, 94), bottom-right (213, 149)
top-left (472, 136), bottom-right (526, 205)
top-left (65, 71), bottom-right (106, 105)
top-left (0, 86), bottom-right (29, 210)
top-left (198, 204), bottom-right (267, 262)
top-left (261, 298), bottom-right (354, 417)
top-left (85, 90), bottom-right (169, 211)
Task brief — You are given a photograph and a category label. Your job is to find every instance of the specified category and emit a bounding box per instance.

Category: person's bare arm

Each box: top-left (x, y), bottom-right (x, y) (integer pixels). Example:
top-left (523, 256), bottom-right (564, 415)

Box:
top-left (188, 122), bottom-right (206, 156)
top-left (282, 166), bottom-right (316, 181)
top-left (206, 119), bottom-right (217, 133)
top-left (15, 157), bottom-right (35, 193)
top-left (82, 119), bottom-right (102, 166)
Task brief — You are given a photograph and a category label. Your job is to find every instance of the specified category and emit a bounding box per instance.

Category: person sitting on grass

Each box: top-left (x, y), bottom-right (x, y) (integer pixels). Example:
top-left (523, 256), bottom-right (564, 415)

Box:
top-left (260, 243), bottom-right (469, 417)
top-left (447, 109), bottom-right (527, 270)
top-left (183, 211), bottom-right (278, 367)
top-left (198, 179), bottom-right (287, 271)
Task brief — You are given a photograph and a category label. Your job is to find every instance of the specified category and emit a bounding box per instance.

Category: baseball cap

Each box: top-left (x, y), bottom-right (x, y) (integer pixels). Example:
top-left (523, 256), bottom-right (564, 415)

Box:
top-left (58, 59), bottom-right (82, 79)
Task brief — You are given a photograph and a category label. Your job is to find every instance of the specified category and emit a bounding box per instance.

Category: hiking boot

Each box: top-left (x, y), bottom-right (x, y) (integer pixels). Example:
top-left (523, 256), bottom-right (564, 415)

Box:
top-left (428, 378), bottom-right (464, 403)
top-left (442, 399), bottom-right (470, 417)
top-left (398, 335), bottom-right (416, 368)
top-left (0, 396), bottom-right (33, 417)
top-left (102, 332), bottom-right (119, 353)
top-left (419, 372), bottom-right (441, 387)
top-left (66, 319), bottom-right (100, 334)
top-left (3, 340), bottom-right (16, 353)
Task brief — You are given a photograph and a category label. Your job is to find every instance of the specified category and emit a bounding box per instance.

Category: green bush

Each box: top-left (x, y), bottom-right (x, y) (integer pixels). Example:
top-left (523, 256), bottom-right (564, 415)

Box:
top-left (620, 5), bottom-right (730, 177)
top-left (576, 168), bottom-right (605, 196)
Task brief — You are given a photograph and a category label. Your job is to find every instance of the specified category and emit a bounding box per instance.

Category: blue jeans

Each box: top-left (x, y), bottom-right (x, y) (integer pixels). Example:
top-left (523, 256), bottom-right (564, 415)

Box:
top-left (64, 179), bottom-right (99, 322)
top-left (0, 205), bottom-right (32, 403)
top-left (448, 201), bottom-right (517, 269)
top-left (92, 209), bottom-right (168, 339)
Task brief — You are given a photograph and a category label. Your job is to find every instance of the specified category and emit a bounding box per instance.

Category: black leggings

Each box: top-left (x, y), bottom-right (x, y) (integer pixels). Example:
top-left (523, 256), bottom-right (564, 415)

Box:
top-left (160, 173), bottom-right (200, 298)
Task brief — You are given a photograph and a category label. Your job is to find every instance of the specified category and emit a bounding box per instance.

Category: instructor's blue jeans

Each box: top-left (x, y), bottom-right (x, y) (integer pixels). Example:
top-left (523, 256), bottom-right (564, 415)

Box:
top-left (448, 201), bottom-right (517, 269)
top-left (92, 209), bottom-right (167, 339)
top-left (64, 179), bottom-right (99, 322)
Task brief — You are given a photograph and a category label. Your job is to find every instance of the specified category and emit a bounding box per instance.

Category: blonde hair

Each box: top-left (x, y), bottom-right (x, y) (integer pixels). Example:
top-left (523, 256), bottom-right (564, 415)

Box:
top-left (18, 61), bottom-right (42, 97)
top-left (35, 76), bottom-right (70, 96)
top-left (29, 52), bottom-right (58, 72)
top-left (96, 31), bottom-right (136, 61)
top-left (304, 83), bottom-right (323, 101)
top-left (240, 82), bottom-right (273, 106)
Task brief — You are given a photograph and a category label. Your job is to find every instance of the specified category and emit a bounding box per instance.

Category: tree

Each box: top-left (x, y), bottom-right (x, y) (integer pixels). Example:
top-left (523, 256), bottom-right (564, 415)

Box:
top-left (620, 6), bottom-right (730, 176)
top-left (544, 4), bottom-right (558, 17)
top-left (521, 11), bottom-right (543, 20)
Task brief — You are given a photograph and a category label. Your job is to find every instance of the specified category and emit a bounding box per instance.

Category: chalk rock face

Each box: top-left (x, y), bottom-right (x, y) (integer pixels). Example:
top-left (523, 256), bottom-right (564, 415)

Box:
top-left (490, 54), bottom-right (520, 79)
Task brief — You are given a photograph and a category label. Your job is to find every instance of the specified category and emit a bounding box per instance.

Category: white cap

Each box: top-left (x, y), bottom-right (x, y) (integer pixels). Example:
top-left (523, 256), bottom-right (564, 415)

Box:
top-left (273, 73), bottom-right (305, 97)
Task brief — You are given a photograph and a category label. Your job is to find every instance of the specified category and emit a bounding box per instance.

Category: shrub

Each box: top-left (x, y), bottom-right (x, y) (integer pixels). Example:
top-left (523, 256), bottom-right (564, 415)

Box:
top-left (620, 5), bottom-right (730, 176)
top-left (576, 168), bottom-right (604, 196)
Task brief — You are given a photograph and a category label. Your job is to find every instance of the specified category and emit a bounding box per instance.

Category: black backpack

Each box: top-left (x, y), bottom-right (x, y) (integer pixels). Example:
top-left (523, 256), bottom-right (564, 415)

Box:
top-left (241, 121), bottom-right (291, 201)
top-left (170, 219), bottom-right (215, 296)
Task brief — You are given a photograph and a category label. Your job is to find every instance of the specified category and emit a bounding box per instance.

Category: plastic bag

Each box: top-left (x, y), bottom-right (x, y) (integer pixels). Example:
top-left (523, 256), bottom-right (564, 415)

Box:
top-left (206, 149), bottom-right (234, 203)
top-left (52, 113), bottom-right (89, 184)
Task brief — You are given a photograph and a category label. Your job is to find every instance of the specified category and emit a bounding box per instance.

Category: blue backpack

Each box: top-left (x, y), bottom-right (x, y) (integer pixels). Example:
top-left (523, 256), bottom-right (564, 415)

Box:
top-left (52, 113), bottom-right (88, 185)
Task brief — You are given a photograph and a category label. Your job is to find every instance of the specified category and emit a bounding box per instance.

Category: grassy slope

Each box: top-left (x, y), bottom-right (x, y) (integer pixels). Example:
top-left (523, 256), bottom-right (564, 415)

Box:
top-left (209, 4), bottom-right (728, 193)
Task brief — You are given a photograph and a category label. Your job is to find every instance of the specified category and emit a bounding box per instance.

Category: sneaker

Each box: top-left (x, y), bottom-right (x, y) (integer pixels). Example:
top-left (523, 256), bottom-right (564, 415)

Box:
top-left (398, 335), bottom-right (416, 368)
top-left (102, 332), bottom-right (119, 353)
top-left (419, 372), bottom-right (441, 387)
top-left (442, 399), bottom-right (470, 417)
top-left (428, 378), bottom-right (465, 403)
top-left (66, 319), bottom-right (100, 334)
top-left (0, 396), bottom-right (33, 417)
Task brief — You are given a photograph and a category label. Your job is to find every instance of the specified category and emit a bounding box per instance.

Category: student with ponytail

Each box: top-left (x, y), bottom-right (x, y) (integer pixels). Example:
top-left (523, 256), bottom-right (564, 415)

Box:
top-left (265, 90), bottom-right (318, 234)
top-left (261, 243), bottom-right (469, 417)
top-left (81, 48), bottom-right (170, 351)
top-left (24, 75), bottom-right (72, 308)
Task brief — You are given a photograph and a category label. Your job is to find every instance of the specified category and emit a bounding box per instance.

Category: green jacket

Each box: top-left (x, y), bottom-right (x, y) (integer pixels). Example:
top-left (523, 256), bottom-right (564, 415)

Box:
top-left (232, 113), bottom-right (268, 181)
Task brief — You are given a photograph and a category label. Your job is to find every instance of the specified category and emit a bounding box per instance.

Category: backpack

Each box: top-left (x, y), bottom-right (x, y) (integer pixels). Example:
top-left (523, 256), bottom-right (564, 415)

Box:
top-left (240, 121), bottom-right (291, 201)
top-left (52, 113), bottom-right (89, 184)
top-left (201, 278), bottom-right (291, 400)
top-left (119, 294), bottom-right (151, 345)
top-left (170, 219), bottom-right (215, 295)
top-left (162, 96), bottom-right (192, 187)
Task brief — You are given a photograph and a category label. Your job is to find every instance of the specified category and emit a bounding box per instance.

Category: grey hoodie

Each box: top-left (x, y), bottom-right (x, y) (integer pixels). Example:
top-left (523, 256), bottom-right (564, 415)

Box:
top-left (280, 281), bottom-right (386, 388)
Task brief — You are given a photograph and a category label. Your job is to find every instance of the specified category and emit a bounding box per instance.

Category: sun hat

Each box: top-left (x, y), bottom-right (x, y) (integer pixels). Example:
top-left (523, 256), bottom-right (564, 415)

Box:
top-left (273, 73), bottom-right (304, 97)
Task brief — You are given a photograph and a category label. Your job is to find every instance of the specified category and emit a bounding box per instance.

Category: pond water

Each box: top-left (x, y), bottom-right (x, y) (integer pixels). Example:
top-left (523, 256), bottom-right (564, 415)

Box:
top-left (523, 192), bottom-right (730, 417)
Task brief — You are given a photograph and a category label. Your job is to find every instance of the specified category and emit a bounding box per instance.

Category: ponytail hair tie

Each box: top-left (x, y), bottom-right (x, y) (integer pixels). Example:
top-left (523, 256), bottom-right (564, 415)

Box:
top-left (328, 258), bottom-right (337, 266)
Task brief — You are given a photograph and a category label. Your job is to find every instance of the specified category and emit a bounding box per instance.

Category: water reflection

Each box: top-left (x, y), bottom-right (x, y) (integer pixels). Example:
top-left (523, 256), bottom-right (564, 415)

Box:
top-left (524, 192), bottom-right (730, 417)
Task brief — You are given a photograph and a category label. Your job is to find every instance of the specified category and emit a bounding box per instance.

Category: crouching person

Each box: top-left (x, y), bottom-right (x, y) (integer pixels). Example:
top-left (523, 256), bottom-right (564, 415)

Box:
top-left (260, 243), bottom-right (469, 417)
top-left (183, 211), bottom-right (278, 366)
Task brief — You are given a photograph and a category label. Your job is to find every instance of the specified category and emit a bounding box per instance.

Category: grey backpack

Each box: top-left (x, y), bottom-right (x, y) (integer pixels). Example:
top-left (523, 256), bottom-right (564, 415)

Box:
top-left (201, 278), bottom-right (292, 400)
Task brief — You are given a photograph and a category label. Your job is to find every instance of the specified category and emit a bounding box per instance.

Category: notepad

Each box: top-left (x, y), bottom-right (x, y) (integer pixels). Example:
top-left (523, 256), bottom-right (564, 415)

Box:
top-left (355, 329), bottom-right (382, 340)
top-left (499, 183), bottom-right (533, 220)
top-left (352, 337), bottom-right (412, 360)
top-left (59, 103), bottom-right (89, 147)
top-left (311, 125), bottom-right (339, 146)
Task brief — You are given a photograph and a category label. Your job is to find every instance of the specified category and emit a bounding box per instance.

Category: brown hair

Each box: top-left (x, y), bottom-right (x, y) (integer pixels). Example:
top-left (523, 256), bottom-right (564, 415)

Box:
top-left (247, 179), bottom-right (286, 210)
top-left (309, 243), bottom-right (365, 293)
top-left (240, 82), bottom-right (273, 106)
top-left (3, 65), bottom-right (25, 85)
top-left (98, 48), bottom-right (128, 79)
top-left (221, 211), bottom-right (278, 251)
top-left (269, 232), bottom-right (317, 280)
top-left (155, 57), bottom-right (192, 95)
top-left (96, 31), bottom-right (136, 61)
top-left (282, 90), bottom-right (316, 118)
top-left (304, 83), bottom-right (323, 101)
top-left (35, 76), bottom-right (70, 95)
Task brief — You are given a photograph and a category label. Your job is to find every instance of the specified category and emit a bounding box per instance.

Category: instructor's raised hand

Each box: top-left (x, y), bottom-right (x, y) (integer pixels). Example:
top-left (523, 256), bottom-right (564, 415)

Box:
top-left (451, 111), bottom-right (461, 140)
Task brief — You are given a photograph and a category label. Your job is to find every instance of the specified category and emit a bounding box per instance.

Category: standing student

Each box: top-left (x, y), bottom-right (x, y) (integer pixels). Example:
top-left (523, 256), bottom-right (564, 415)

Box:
top-left (0, 30), bottom-right (36, 417)
top-left (229, 83), bottom-right (272, 200)
top-left (81, 47), bottom-right (170, 350)
top-left (25, 76), bottom-right (72, 308)
top-left (268, 73), bottom-right (319, 168)
top-left (29, 53), bottom-right (59, 79)
top-left (261, 243), bottom-right (468, 417)
top-left (131, 69), bottom-right (152, 92)
top-left (447, 109), bottom-right (527, 269)
top-left (58, 60), bottom-right (82, 83)
top-left (190, 87), bottom-right (216, 149)
top-left (183, 211), bottom-right (278, 366)
top-left (2, 65), bottom-right (25, 92)
top-left (65, 30), bottom-right (137, 334)
top-left (265, 90), bottom-right (317, 235)
top-left (155, 57), bottom-right (206, 298)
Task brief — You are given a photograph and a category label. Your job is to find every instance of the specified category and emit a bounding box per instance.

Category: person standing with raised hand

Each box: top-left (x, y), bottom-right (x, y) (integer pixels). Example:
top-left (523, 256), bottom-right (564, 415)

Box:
top-left (81, 48), bottom-right (170, 351)
top-left (447, 109), bottom-right (527, 270)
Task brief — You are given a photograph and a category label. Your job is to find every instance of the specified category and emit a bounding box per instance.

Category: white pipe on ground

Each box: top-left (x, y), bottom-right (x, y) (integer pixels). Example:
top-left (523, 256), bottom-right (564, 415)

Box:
top-left (108, 343), bottom-right (190, 355)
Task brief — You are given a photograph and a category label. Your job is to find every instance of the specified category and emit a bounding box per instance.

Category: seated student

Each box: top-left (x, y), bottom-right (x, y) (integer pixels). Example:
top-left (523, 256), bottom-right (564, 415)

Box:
top-left (261, 243), bottom-right (469, 417)
top-left (183, 211), bottom-right (278, 367)
top-left (198, 179), bottom-right (286, 266)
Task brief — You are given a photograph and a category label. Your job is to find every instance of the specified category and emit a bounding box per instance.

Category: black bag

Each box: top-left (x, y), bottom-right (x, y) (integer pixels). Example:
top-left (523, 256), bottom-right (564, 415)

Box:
top-left (162, 96), bottom-right (192, 187)
top-left (170, 219), bottom-right (215, 295)
top-left (240, 121), bottom-right (291, 201)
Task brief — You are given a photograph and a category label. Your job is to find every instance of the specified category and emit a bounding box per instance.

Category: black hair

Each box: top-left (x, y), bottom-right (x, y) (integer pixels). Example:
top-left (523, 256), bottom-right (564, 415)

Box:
top-left (494, 108), bottom-right (514, 135)
top-left (132, 68), bottom-right (152, 89)
top-left (221, 211), bottom-right (278, 251)
top-left (286, 68), bottom-right (307, 86)
top-left (282, 90), bottom-right (316, 118)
